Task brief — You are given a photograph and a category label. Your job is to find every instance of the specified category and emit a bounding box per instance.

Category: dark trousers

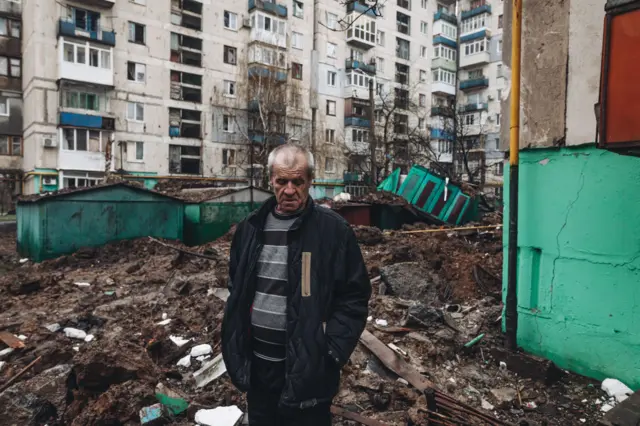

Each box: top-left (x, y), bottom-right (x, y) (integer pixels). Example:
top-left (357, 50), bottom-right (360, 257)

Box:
top-left (247, 389), bottom-right (332, 426)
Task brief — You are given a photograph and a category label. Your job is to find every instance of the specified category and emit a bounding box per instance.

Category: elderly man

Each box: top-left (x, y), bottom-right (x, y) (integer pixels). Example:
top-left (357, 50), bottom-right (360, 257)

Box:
top-left (222, 144), bottom-right (371, 425)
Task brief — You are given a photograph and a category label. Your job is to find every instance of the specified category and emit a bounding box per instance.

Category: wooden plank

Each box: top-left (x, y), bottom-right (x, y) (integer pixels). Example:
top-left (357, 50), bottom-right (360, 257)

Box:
top-left (330, 405), bottom-right (391, 426)
top-left (359, 329), bottom-right (434, 391)
top-left (0, 331), bottom-right (25, 349)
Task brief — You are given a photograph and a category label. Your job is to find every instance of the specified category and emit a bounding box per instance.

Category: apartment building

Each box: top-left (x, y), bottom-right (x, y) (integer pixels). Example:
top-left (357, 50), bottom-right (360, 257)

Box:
top-left (0, 0), bottom-right (22, 211)
top-left (455, 0), bottom-right (504, 197)
top-left (9, 0), bottom-right (504, 196)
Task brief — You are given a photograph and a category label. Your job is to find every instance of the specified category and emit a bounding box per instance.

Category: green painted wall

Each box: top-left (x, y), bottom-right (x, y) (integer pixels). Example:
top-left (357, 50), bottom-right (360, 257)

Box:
top-left (184, 202), bottom-right (256, 246)
top-left (503, 144), bottom-right (640, 389)
top-left (18, 186), bottom-right (184, 261)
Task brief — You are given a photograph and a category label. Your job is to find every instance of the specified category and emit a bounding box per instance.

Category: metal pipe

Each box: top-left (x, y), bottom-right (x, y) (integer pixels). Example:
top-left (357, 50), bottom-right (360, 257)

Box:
top-left (505, 0), bottom-right (523, 351)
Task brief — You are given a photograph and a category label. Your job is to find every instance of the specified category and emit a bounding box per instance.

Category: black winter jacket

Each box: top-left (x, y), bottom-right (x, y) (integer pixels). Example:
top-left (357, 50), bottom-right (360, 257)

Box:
top-left (221, 196), bottom-right (371, 409)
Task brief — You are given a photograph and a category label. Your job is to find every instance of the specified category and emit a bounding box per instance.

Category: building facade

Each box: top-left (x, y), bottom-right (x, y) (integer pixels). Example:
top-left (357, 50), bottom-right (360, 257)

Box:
top-left (4, 0), bottom-right (504, 197)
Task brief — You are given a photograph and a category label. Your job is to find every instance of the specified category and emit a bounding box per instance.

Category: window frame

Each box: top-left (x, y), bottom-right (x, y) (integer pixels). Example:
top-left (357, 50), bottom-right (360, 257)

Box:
top-left (135, 141), bottom-right (144, 161)
top-left (0, 135), bottom-right (21, 156)
top-left (126, 102), bottom-right (145, 122)
top-left (326, 100), bottom-right (336, 116)
top-left (224, 80), bottom-right (236, 97)
top-left (128, 21), bottom-right (146, 45)
top-left (224, 10), bottom-right (238, 30)
top-left (223, 45), bottom-right (238, 65)
top-left (327, 70), bottom-right (337, 87)
top-left (292, 62), bottom-right (303, 80)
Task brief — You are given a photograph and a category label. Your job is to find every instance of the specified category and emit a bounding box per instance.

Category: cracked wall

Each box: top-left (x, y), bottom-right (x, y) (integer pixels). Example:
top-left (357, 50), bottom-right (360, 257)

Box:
top-left (503, 145), bottom-right (640, 389)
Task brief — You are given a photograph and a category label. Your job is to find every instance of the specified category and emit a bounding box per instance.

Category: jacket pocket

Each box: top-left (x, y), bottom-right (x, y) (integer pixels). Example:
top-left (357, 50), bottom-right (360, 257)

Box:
top-left (301, 252), bottom-right (311, 297)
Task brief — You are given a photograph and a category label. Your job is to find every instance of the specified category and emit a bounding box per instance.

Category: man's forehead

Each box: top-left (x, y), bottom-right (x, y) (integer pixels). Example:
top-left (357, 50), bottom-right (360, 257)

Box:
top-left (272, 151), bottom-right (308, 172)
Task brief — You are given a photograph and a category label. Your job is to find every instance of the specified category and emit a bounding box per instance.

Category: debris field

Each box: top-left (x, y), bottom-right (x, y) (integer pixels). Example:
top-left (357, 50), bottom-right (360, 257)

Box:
top-left (0, 216), bottom-right (618, 425)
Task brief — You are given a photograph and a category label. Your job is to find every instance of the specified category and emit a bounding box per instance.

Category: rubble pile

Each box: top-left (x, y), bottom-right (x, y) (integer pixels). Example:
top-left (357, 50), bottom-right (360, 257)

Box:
top-left (0, 220), bottom-right (614, 425)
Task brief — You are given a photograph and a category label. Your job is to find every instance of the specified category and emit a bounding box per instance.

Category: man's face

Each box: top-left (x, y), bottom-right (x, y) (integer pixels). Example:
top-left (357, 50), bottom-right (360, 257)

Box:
top-left (271, 155), bottom-right (311, 213)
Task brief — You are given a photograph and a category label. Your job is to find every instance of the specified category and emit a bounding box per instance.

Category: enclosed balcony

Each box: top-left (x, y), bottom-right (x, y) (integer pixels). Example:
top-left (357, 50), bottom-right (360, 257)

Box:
top-left (59, 18), bottom-right (116, 46)
top-left (248, 0), bottom-right (288, 18)
top-left (346, 14), bottom-right (376, 50)
top-left (0, 0), bottom-right (22, 17)
top-left (248, 65), bottom-right (288, 82)
top-left (59, 38), bottom-right (114, 87)
top-left (431, 57), bottom-right (456, 73)
top-left (459, 51), bottom-right (490, 68)
top-left (460, 77), bottom-right (489, 91)
top-left (345, 59), bottom-right (376, 75)
top-left (345, 117), bottom-right (370, 128)
top-left (461, 3), bottom-right (491, 20)
top-left (434, 10), bottom-right (457, 25)
top-left (430, 128), bottom-right (454, 141)
top-left (431, 106), bottom-right (454, 117)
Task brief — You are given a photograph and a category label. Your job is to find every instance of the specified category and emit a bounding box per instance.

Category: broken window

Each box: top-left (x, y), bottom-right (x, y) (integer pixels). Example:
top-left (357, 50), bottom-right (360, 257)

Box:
top-left (128, 62), bottom-right (146, 82)
top-left (326, 100), bottom-right (336, 116)
top-left (292, 62), bottom-right (302, 80)
top-left (128, 22), bottom-right (145, 44)
top-left (222, 149), bottom-right (236, 166)
top-left (224, 45), bottom-right (237, 65)
top-left (169, 145), bottom-right (201, 174)
top-left (224, 80), bottom-right (236, 96)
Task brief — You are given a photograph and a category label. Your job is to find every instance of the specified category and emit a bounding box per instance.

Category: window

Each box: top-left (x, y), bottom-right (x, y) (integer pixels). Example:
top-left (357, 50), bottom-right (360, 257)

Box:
top-left (293, 1), bottom-right (303, 18)
top-left (327, 12), bottom-right (338, 30)
top-left (326, 100), bottom-right (336, 116)
top-left (224, 11), bottom-right (238, 30)
top-left (346, 71), bottom-right (372, 88)
top-left (421, 21), bottom-right (428, 34)
top-left (350, 49), bottom-right (364, 62)
top-left (438, 141), bottom-right (452, 154)
top-left (292, 31), bottom-right (303, 49)
top-left (376, 83), bottom-right (383, 95)
top-left (62, 129), bottom-right (105, 152)
top-left (376, 57), bottom-right (384, 73)
top-left (420, 46), bottom-right (427, 58)
top-left (419, 94), bottom-right (426, 107)
top-left (420, 70), bottom-right (427, 82)
top-left (494, 138), bottom-right (500, 150)
top-left (0, 96), bottom-right (8, 116)
top-left (395, 63), bottom-right (409, 85)
top-left (169, 145), bottom-right (201, 174)
top-left (396, 12), bottom-right (410, 35)
top-left (464, 114), bottom-right (475, 125)
top-left (376, 30), bottom-right (385, 46)
top-left (497, 89), bottom-right (503, 100)
top-left (127, 62), bottom-right (146, 82)
top-left (325, 158), bottom-right (336, 173)
top-left (224, 45), bottom-right (237, 65)
top-left (419, 118), bottom-right (425, 129)
top-left (135, 142), bottom-right (144, 160)
top-left (435, 45), bottom-right (457, 61)
top-left (0, 136), bottom-right (21, 156)
top-left (0, 56), bottom-right (19, 77)
top-left (421, 0), bottom-right (427, 8)
top-left (461, 13), bottom-right (488, 33)
top-left (375, 109), bottom-right (383, 122)
top-left (463, 38), bottom-right (488, 56)
top-left (327, 71), bottom-right (337, 87)
top-left (0, 18), bottom-right (20, 38)
top-left (63, 172), bottom-right (103, 189)
top-left (224, 80), bottom-right (236, 96)
top-left (223, 149), bottom-right (236, 166)
top-left (325, 129), bottom-right (335, 143)
top-left (396, 38), bottom-right (410, 60)
top-left (292, 62), bottom-right (303, 80)
top-left (497, 64), bottom-right (503, 78)
top-left (128, 22), bottom-right (145, 44)
top-left (495, 162), bottom-right (504, 176)
top-left (249, 45), bottom-right (286, 68)
top-left (498, 14), bottom-right (503, 29)
top-left (352, 129), bottom-right (369, 142)
top-left (63, 91), bottom-right (101, 111)
top-left (327, 42), bottom-right (337, 58)
top-left (496, 113), bottom-right (501, 125)
top-left (222, 115), bottom-right (234, 132)
top-left (432, 68), bottom-right (456, 85)
top-left (127, 102), bottom-right (144, 122)
top-left (468, 69), bottom-right (483, 79)
top-left (498, 40), bottom-right (503, 53)
top-left (397, 0), bottom-right (410, 10)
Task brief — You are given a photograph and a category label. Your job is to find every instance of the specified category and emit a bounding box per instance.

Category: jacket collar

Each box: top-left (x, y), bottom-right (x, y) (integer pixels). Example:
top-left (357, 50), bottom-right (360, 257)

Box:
top-left (249, 195), bottom-right (315, 231)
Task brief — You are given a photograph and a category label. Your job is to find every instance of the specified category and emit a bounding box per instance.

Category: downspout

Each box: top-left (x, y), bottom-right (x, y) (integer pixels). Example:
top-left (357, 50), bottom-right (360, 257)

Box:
top-left (311, 0), bottom-right (320, 154)
top-left (505, 0), bottom-right (523, 351)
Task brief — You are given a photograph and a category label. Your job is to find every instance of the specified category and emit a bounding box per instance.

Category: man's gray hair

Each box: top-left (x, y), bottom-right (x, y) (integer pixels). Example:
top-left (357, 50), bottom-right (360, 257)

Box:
top-left (267, 144), bottom-right (315, 178)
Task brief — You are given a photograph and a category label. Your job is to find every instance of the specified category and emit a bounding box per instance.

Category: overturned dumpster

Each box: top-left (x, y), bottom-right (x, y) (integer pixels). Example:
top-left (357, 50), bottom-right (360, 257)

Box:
top-left (17, 183), bottom-right (184, 262)
top-left (183, 187), bottom-right (271, 246)
top-left (378, 166), bottom-right (473, 226)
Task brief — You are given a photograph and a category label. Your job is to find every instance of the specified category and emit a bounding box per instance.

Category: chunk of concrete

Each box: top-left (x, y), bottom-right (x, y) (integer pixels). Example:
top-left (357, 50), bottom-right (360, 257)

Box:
top-left (380, 262), bottom-right (441, 303)
top-left (195, 405), bottom-right (243, 426)
top-left (193, 353), bottom-right (227, 388)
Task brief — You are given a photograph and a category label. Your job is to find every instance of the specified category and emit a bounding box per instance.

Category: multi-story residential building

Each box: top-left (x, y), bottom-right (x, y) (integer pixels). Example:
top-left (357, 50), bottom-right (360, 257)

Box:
top-left (455, 0), bottom-right (504, 197)
top-left (12, 0), bottom-right (504, 198)
top-left (0, 0), bottom-right (22, 211)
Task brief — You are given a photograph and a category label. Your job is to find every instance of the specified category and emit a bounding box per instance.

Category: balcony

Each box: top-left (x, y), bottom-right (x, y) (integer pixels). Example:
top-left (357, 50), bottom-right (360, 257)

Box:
top-left (460, 77), bottom-right (489, 91)
top-left (346, 14), bottom-right (376, 50)
top-left (58, 40), bottom-right (114, 87)
top-left (434, 10), bottom-right (457, 25)
top-left (432, 82), bottom-right (456, 96)
top-left (248, 131), bottom-right (288, 145)
top-left (347, 1), bottom-right (377, 18)
top-left (345, 117), bottom-right (370, 128)
top-left (431, 106), bottom-right (454, 117)
top-left (432, 35), bottom-right (457, 49)
top-left (459, 51), bottom-right (490, 68)
top-left (248, 0), bottom-right (288, 18)
top-left (250, 26), bottom-right (287, 48)
top-left (431, 128), bottom-right (454, 141)
top-left (461, 4), bottom-right (491, 20)
top-left (59, 112), bottom-right (115, 130)
top-left (248, 99), bottom-right (286, 114)
top-left (343, 171), bottom-right (371, 184)
top-left (431, 57), bottom-right (456, 73)
top-left (0, 0), bottom-right (21, 16)
top-left (345, 59), bottom-right (376, 75)
top-left (460, 29), bottom-right (490, 42)
top-left (248, 65), bottom-right (288, 82)
top-left (459, 102), bottom-right (488, 113)
top-left (58, 19), bottom-right (116, 46)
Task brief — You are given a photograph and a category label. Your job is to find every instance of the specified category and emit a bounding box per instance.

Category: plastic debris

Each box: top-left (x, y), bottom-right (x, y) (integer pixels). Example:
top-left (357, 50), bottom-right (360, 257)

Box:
top-left (177, 354), bottom-right (191, 368)
top-left (581, 399), bottom-right (587, 403)
top-left (375, 319), bottom-right (388, 327)
top-left (156, 319), bottom-right (172, 326)
top-left (580, 419), bottom-right (586, 423)
top-left (602, 378), bottom-right (633, 403)
top-left (524, 401), bottom-right (538, 409)
top-left (162, 313), bottom-right (168, 320)
top-left (74, 282), bottom-right (91, 287)
top-left (464, 333), bottom-right (485, 348)
top-left (169, 335), bottom-right (191, 347)
top-left (367, 316), bottom-right (373, 322)
top-left (397, 378), bottom-right (409, 386)
top-left (84, 334), bottom-right (95, 343)
top-left (63, 327), bottom-right (87, 340)
top-left (155, 383), bottom-right (189, 416)
top-left (140, 403), bottom-right (167, 424)
top-left (195, 405), bottom-right (243, 426)
top-left (19, 258), bottom-right (29, 264)
top-left (190, 344), bottom-right (213, 357)
top-left (44, 323), bottom-right (61, 332)
top-left (73, 346), bottom-right (80, 352)
top-left (104, 291), bottom-right (116, 296)
top-left (194, 353), bottom-right (227, 388)
top-left (601, 403), bottom-right (614, 413)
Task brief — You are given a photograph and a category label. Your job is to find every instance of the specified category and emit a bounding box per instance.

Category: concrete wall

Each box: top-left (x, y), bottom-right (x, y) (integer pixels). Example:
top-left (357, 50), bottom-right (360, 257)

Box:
top-left (503, 145), bottom-right (640, 389)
